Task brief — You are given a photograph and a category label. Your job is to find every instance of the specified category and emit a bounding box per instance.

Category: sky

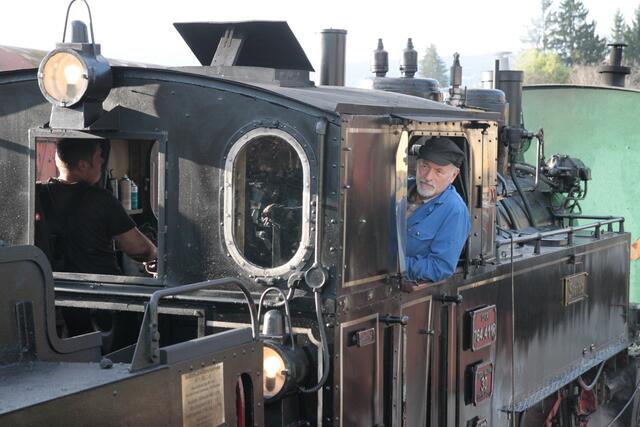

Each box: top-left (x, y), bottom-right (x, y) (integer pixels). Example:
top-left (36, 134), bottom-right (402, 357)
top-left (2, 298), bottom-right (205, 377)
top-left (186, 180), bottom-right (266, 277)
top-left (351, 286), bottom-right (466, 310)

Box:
top-left (1, 0), bottom-right (638, 81)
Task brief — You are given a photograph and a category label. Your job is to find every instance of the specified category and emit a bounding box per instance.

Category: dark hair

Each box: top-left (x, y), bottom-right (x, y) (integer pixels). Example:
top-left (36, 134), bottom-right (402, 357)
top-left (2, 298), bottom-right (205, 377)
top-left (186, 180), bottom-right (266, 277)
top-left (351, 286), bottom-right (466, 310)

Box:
top-left (56, 138), bottom-right (100, 169)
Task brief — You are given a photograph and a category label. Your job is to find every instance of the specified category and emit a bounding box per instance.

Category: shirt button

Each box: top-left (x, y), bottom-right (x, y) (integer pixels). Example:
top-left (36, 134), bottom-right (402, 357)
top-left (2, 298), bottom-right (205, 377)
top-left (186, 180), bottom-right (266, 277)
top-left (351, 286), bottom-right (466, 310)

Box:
top-left (416, 231), bottom-right (420, 236)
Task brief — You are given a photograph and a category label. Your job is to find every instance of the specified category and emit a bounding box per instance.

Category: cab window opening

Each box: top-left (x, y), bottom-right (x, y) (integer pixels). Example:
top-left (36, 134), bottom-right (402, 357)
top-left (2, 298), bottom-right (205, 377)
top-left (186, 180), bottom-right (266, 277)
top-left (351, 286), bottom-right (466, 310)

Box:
top-left (34, 137), bottom-right (160, 278)
top-left (405, 135), bottom-right (470, 277)
top-left (234, 136), bottom-right (303, 267)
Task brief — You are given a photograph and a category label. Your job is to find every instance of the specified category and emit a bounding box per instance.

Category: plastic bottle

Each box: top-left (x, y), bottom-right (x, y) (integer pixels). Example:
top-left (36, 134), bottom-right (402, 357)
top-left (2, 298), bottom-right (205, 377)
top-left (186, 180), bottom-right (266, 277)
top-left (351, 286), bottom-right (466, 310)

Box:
top-left (130, 178), bottom-right (138, 210)
top-left (119, 175), bottom-right (132, 210)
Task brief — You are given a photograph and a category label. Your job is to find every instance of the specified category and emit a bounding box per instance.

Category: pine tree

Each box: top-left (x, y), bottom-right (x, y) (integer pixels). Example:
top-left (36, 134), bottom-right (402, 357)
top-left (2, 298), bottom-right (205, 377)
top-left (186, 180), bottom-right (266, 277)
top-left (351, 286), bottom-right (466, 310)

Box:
top-left (610, 9), bottom-right (627, 43)
top-left (522, 0), bottom-right (554, 50)
top-left (418, 44), bottom-right (448, 86)
top-left (625, 6), bottom-right (640, 65)
top-left (547, 0), bottom-right (607, 65)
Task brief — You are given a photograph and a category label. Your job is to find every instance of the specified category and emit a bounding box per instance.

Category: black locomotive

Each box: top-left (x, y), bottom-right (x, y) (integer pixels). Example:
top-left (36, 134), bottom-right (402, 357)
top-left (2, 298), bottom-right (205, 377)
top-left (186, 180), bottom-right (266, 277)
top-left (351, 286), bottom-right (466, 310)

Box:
top-left (0, 3), bottom-right (638, 426)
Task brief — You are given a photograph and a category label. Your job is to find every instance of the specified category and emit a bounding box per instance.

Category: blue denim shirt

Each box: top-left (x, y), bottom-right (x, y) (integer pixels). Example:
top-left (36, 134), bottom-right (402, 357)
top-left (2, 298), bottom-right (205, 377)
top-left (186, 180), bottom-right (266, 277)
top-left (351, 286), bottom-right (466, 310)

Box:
top-left (406, 183), bottom-right (471, 282)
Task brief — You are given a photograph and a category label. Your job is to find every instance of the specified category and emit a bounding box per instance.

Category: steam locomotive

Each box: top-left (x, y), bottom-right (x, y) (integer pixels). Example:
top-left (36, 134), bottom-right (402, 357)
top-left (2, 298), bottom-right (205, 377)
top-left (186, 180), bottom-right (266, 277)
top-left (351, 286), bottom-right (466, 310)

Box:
top-left (1, 3), bottom-right (638, 426)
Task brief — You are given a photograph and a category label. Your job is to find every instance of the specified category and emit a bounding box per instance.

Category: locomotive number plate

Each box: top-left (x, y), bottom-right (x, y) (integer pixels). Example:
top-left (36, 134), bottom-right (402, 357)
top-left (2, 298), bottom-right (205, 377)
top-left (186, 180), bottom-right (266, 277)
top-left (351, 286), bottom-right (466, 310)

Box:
top-left (468, 305), bottom-right (497, 351)
top-left (472, 362), bottom-right (494, 405)
top-left (563, 272), bottom-right (588, 306)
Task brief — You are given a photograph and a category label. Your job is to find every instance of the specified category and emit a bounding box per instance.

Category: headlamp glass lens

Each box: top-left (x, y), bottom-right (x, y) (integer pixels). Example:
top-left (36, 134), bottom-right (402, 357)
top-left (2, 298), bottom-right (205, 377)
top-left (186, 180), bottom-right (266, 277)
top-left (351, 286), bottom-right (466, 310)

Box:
top-left (41, 52), bottom-right (88, 106)
top-left (263, 346), bottom-right (287, 399)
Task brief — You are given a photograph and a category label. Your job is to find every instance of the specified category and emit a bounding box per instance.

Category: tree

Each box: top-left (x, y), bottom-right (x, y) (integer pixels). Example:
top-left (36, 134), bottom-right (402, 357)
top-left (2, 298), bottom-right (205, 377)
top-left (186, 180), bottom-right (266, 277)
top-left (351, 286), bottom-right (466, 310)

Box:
top-left (418, 44), bottom-right (448, 86)
top-left (610, 9), bottom-right (627, 43)
top-left (546, 0), bottom-right (607, 65)
top-left (629, 68), bottom-right (640, 88)
top-left (625, 6), bottom-right (640, 65)
top-left (522, 0), bottom-right (554, 50)
top-left (516, 49), bottom-right (571, 84)
top-left (568, 65), bottom-right (601, 85)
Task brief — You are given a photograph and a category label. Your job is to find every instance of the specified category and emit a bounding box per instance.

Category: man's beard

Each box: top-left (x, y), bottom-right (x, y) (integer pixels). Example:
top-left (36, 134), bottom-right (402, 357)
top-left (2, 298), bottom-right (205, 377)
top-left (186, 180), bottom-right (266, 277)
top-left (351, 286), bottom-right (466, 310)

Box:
top-left (417, 181), bottom-right (436, 199)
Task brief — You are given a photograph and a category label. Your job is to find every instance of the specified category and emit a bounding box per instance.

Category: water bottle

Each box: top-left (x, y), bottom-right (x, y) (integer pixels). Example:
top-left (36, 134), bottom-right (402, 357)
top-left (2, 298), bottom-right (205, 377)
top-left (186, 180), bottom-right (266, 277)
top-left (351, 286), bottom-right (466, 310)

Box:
top-left (119, 175), bottom-right (132, 210)
top-left (130, 179), bottom-right (138, 210)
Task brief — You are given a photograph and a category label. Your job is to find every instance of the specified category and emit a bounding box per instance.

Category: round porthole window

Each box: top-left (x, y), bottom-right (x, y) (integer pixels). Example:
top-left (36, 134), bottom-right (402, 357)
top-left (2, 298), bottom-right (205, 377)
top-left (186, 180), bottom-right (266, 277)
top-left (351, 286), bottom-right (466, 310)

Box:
top-left (223, 128), bottom-right (311, 277)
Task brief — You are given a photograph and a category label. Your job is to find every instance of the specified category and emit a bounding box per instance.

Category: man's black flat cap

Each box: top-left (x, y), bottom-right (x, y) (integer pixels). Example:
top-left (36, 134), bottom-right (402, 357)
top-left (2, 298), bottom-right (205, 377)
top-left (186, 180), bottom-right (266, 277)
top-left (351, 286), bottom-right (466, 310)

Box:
top-left (417, 137), bottom-right (464, 168)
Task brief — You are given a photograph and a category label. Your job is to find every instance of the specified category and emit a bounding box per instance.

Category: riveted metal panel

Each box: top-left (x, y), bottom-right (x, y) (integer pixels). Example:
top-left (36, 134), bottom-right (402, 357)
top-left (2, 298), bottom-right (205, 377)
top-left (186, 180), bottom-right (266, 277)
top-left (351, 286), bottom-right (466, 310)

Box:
top-left (341, 116), bottom-right (397, 288)
top-left (400, 296), bottom-right (433, 426)
top-left (339, 314), bottom-right (380, 427)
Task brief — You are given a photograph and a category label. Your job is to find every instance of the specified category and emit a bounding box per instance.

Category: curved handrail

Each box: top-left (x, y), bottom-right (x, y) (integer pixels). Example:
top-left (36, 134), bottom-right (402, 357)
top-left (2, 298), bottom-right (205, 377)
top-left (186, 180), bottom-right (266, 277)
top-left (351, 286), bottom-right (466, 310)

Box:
top-left (130, 277), bottom-right (257, 372)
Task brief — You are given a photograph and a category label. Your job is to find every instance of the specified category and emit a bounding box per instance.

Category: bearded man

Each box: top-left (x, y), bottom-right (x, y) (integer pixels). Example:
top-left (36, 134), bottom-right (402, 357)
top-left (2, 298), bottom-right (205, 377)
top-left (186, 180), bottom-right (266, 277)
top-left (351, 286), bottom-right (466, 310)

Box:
top-left (406, 137), bottom-right (471, 282)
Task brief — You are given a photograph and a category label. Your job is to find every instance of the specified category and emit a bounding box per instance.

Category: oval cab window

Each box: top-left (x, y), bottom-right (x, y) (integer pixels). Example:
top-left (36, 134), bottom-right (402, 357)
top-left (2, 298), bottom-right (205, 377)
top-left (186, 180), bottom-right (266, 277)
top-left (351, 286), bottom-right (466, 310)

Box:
top-left (224, 128), bottom-right (311, 276)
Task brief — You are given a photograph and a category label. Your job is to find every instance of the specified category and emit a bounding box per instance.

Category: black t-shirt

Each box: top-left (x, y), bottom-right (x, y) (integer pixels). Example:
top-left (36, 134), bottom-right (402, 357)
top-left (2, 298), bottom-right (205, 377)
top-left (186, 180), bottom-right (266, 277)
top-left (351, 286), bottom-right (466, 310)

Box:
top-left (38, 179), bottom-right (136, 275)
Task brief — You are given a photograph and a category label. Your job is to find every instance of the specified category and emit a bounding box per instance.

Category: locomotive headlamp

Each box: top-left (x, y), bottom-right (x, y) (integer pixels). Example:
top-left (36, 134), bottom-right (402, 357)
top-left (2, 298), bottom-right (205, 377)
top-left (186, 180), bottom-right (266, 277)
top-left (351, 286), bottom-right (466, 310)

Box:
top-left (39, 50), bottom-right (90, 107)
top-left (262, 341), bottom-right (308, 401)
top-left (38, 46), bottom-right (112, 109)
top-left (263, 345), bottom-right (287, 399)
top-left (38, 1), bottom-right (113, 129)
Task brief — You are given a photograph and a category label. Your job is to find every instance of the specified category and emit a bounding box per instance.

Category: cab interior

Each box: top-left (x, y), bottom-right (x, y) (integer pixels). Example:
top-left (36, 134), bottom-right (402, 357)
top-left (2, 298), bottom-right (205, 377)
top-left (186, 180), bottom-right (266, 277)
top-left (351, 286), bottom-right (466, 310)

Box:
top-left (34, 137), bottom-right (161, 280)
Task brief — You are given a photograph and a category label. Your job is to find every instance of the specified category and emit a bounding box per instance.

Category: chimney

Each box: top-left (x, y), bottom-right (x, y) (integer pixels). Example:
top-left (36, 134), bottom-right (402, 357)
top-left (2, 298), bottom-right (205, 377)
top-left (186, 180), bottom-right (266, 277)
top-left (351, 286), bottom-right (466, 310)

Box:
top-left (319, 29), bottom-right (347, 86)
top-left (598, 43), bottom-right (631, 87)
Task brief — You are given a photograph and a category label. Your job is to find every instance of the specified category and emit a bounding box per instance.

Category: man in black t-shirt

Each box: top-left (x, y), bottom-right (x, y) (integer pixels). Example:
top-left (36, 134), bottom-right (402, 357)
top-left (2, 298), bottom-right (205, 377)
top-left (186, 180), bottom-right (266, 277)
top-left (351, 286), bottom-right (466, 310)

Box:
top-left (37, 138), bottom-right (156, 275)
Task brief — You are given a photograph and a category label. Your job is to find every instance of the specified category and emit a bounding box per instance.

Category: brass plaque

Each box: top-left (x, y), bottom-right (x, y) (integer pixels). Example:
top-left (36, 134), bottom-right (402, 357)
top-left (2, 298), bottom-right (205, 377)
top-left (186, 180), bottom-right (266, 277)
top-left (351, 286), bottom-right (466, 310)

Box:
top-left (563, 272), bottom-right (588, 306)
top-left (181, 363), bottom-right (225, 427)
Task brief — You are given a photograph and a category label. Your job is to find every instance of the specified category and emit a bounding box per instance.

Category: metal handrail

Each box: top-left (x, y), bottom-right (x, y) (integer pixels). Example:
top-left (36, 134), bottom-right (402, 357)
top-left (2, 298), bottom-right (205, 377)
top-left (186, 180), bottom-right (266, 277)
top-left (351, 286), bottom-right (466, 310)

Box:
top-left (495, 216), bottom-right (625, 258)
top-left (130, 277), bottom-right (257, 372)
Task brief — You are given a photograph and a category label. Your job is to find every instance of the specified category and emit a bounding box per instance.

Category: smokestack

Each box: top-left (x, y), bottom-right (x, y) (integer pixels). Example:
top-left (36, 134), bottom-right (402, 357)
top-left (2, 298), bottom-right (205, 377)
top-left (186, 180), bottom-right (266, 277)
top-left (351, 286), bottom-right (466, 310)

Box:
top-left (598, 43), bottom-right (631, 87)
top-left (482, 66), bottom-right (524, 129)
top-left (320, 29), bottom-right (347, 86)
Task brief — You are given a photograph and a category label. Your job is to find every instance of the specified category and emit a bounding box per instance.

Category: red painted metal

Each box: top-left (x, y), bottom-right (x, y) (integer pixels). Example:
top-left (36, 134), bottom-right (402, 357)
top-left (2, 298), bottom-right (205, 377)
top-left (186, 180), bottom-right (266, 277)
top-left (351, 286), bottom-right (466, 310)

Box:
top-left (236, 377), bottom-right (246, 427)
top-left (469, 305), bottom-right (497, 351)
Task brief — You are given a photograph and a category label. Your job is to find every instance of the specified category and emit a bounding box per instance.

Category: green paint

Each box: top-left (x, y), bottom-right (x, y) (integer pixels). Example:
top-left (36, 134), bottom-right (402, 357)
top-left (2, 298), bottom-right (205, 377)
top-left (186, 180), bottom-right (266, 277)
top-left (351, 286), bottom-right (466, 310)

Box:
top-left (522, 85), bottom-right (640, 301)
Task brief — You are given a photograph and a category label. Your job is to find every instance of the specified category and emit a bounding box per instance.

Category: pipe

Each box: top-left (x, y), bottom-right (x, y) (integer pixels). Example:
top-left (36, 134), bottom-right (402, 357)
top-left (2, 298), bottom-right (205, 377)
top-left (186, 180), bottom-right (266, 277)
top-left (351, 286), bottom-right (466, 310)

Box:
top-left (320, 29), bottom-right (347, 86)
top-left (298, 290), bottom-right (330, 393)
top-left (497, 172), bottom-right (509, 197)
top-left (604, 380), bottom-right (640, 427)
top-left (577, 361), bottom-right (606, 391)
top-left (510, 165), bottom-right (536, 228)
top-left (512, 163), bottom-right (557, 188)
